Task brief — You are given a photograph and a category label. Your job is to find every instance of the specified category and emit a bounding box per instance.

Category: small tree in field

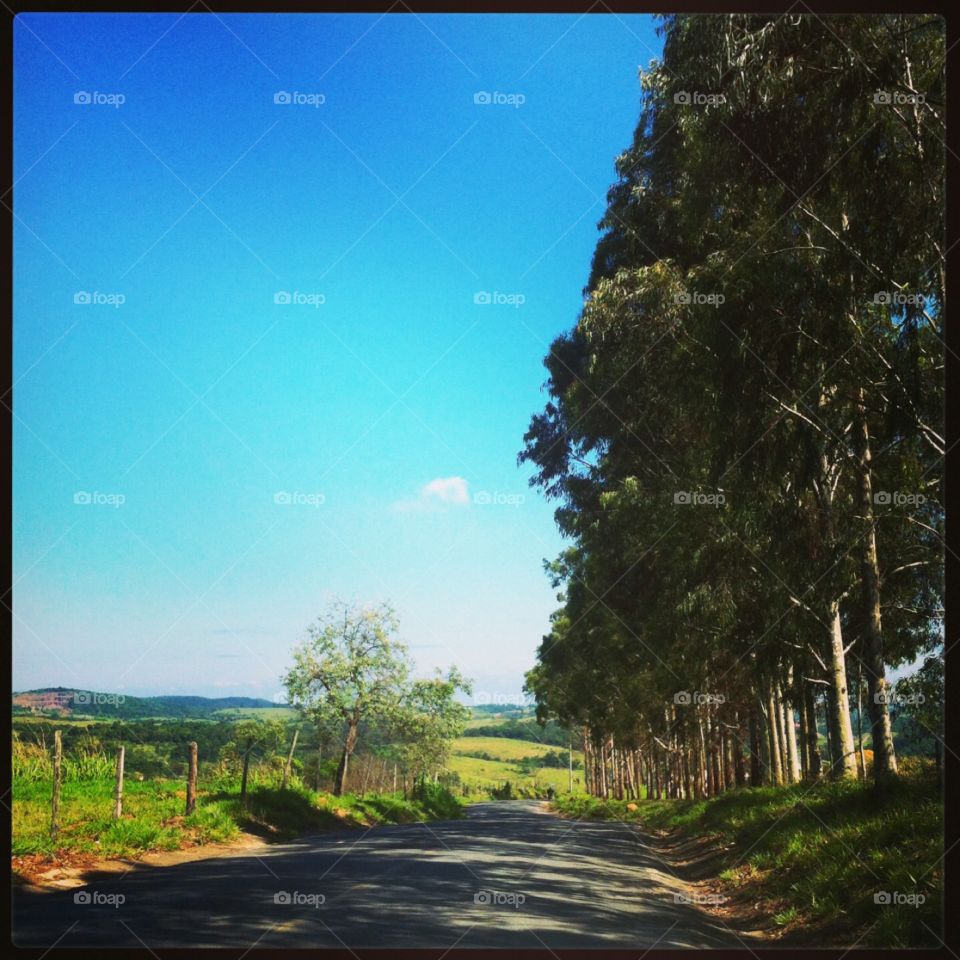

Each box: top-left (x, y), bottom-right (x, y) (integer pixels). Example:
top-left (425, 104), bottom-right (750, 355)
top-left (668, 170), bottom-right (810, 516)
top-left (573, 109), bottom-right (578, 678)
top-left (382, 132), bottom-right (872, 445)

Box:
top-left (283, 601), bottom-right (411, 796)
top-left (399, 668), bottom-right (472, 787)
top-left (221, 719), bottom-right (285, 806)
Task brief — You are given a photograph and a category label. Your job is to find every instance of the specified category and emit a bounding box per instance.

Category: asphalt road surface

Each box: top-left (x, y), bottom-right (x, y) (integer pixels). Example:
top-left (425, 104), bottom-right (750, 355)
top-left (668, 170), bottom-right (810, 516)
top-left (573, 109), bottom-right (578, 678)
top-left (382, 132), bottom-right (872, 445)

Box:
top-left (14, 800), bottom-right (751, 950)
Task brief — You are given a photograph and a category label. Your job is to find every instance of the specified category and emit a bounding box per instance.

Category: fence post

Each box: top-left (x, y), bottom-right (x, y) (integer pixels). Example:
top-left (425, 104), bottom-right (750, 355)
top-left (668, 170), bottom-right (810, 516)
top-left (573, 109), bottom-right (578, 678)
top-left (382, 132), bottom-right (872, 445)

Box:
top-left (113, 745), bottom-right (125, 819)
top-left (282, 728), bottom-right (299, 789)
top-left (51, 730), bottom-right (62, 839)
top-left (186, 741), bottom-right (198, 815)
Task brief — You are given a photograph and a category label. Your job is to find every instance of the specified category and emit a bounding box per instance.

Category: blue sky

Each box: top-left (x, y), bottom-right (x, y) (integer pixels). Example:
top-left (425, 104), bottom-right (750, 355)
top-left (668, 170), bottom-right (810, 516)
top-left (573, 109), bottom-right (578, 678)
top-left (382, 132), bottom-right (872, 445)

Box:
top-left (13, 12), bottom-right (664, 700)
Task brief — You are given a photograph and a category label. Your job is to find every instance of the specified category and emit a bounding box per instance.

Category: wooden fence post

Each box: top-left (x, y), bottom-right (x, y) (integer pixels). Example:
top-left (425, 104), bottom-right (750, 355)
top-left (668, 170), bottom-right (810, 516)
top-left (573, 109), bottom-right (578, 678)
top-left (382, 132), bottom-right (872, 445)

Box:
top-left (113, 745), bottom-right (125, 819)
top-left (50, 730), bottom-right (62, 839)
top-left (186, 741), bottom-right (198, 815)
top-left (282, 728), bottom-right (299, 789)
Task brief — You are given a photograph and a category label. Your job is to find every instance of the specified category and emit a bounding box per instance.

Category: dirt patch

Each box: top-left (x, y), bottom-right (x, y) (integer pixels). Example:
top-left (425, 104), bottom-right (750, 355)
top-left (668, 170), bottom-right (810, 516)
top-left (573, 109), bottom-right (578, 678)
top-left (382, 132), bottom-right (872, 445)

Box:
top-left (642, 828), bottom-right (783, 940)
top-left (13, 831), bottom-right (267, 891)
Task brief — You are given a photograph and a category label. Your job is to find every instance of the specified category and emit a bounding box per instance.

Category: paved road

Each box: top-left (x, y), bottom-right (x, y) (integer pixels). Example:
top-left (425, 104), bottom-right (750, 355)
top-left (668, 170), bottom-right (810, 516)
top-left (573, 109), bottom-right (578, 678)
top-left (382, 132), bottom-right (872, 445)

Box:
top-left (14, 800), bottom-right (749, 950)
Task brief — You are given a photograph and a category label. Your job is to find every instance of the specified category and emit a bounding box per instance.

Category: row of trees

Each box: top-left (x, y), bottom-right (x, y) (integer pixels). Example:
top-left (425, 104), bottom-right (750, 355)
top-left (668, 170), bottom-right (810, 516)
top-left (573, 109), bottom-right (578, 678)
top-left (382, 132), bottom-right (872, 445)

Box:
top-left (522, 14), bottom-right (944, 798)
top-left (283, 601), bottom-right (471, 795)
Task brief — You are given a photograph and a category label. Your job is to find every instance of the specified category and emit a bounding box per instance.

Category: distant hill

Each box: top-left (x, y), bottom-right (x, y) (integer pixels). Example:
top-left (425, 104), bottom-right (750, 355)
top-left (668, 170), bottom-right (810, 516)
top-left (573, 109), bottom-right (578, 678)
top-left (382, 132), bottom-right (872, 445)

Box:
top-left (12, 687), bottom-right (280, 719)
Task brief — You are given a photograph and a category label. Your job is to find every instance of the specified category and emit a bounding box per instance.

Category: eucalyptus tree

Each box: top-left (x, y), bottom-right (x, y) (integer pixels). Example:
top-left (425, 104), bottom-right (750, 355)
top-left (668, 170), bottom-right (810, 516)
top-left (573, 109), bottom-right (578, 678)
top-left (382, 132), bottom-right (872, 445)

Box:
top-left (521, 13), bottom-right (942, 794)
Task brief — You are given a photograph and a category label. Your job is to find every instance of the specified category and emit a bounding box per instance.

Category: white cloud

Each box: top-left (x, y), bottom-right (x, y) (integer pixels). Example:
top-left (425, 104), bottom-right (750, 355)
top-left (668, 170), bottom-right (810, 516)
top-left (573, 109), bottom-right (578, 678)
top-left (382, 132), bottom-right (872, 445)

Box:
top-left (392, 476), bottom-right (470, 512)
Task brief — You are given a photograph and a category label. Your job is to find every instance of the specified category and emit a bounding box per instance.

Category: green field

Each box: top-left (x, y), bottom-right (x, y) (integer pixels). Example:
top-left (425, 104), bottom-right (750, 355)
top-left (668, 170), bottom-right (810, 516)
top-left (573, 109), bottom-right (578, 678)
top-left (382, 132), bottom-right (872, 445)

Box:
top-left (210, 706), bottom-right (297, 720)
top-left (452, 736), bottom-right (565, 759)
top-left (446, 735), bottom-right (585, 797)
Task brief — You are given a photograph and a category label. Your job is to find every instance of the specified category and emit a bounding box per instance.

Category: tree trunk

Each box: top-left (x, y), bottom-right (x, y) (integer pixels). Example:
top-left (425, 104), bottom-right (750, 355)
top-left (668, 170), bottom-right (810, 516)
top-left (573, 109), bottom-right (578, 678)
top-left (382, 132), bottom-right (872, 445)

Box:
top-left (853, 392), bottom-right (898, 782)
top-left (240, 742), bottom-right (252, 806)
top-left (334, 721), bottom-right (358, 796)
top-left (765, 681), bottom-right (784, 786)
top-left (827, 601), bottom-right (859, 778)
top-left (801, 682), bottom-right (821, 779)
top-left (282, 728), bottom-right (299, 789)
top-left (748, 706), bottom-right (762, 786)
top-left (781, 675), bottom-right (802, 784)
top-left (856, 660), bottom-right (867, 781)
top-left (733, 711), bottom-right (747, 787)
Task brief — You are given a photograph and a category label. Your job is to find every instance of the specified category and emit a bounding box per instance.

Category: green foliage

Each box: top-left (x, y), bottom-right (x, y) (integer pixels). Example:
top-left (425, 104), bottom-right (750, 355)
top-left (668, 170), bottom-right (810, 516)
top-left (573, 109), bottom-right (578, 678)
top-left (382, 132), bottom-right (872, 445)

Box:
top-left (12, 773), bottom-right (462, 863)
top-left (282, 599), bottom-right (471, 795)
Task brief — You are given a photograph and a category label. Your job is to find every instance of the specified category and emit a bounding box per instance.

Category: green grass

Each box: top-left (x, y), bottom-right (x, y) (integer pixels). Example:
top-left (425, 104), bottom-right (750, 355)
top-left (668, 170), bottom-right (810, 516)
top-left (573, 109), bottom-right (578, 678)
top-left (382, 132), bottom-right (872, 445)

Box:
top-left (210, 706), bottom-right (297, 720)
top-left (451, 736), bottom-right (567, 759)
top-left (13, 775), bottom-right (462, 868)
top-left (553, 771), bottom-right (943, 948)
top-left (447, 755), bottom-right (586, 798)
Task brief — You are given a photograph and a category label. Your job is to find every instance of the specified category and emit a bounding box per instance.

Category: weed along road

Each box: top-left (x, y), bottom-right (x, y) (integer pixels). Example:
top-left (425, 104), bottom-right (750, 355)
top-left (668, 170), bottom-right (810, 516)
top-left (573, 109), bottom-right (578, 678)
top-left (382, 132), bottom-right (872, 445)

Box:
top-left (14, 800), bottom-right (748, 949)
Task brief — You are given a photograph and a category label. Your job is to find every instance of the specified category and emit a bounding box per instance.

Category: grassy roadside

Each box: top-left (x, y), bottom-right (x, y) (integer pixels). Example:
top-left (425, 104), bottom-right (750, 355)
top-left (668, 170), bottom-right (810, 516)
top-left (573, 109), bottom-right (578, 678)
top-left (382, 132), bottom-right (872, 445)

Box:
top-left (553, 772), bottom-right (942, 947)
top-left (12, 777), bottom-right (462, 875)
